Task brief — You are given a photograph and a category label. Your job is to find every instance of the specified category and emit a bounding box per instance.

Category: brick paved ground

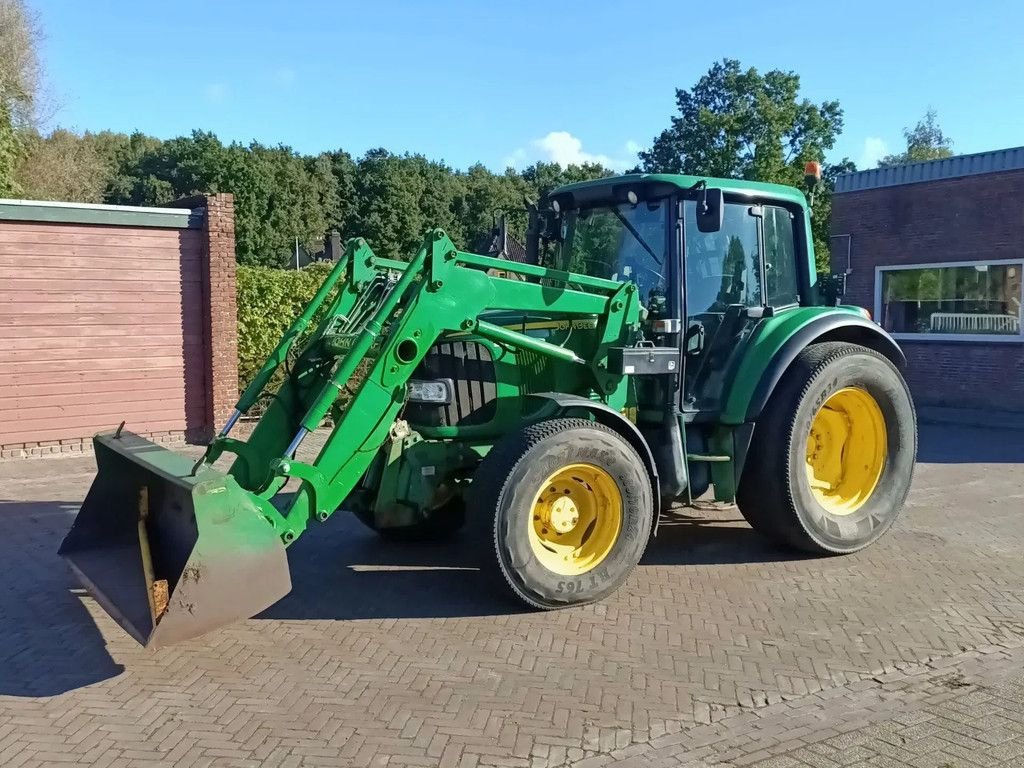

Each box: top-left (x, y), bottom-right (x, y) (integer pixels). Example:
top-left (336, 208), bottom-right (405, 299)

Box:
top-left (0, 423), bottom-right (1022, 767)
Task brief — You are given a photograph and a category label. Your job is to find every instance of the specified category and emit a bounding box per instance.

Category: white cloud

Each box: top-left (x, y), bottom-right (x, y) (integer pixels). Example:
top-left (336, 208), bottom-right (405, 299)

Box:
top-left (202, 82), bottom-right (228, 104)
top-left (504, 131), bottom-right (639, 172)
top-left (859, 137), bottom-right (888, 169)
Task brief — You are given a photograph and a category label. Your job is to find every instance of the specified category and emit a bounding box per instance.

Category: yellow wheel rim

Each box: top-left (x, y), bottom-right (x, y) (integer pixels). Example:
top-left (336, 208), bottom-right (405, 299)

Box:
top-left (528, 463), bottom-right (622, 576)
top-left (806, 387), bottom-right (887, 515)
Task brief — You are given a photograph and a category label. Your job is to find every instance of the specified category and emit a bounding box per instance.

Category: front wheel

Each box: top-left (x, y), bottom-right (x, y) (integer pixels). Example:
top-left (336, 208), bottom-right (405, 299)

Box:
top-left (468, 418), bottom-right (654, 608)
top-left (737, 342), bottom-right (917, 554)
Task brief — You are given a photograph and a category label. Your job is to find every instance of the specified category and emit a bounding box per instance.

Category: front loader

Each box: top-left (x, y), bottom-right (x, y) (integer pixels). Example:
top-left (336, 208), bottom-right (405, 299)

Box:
top-left (61, 170), bottom-right (917, 647)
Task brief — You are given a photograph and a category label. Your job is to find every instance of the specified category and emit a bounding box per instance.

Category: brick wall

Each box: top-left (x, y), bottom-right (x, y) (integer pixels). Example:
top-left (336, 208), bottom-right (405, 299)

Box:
top-left (832, 170), bottom-right (1024, 411)
top-left (200, 194), bottom-right (239, 440)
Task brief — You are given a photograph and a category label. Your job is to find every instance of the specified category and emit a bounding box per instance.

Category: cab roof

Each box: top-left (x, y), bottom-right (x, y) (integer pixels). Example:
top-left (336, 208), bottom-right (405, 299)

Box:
top-left (550, 173), bottom-right (809, 209)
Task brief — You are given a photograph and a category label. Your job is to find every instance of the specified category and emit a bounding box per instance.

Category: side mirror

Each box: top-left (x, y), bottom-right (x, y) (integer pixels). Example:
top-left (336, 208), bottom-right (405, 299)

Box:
top-left (684, 321), bottom-right (705, 356)
top-left (695, 188), bottom-right (724, 233)
top-left (818, 272), bottom-right (847, 306)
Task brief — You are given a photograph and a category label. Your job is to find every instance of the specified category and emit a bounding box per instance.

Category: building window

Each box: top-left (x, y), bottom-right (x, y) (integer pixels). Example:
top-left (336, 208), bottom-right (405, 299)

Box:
top-left (877, 260), bottom-right (1024, 341)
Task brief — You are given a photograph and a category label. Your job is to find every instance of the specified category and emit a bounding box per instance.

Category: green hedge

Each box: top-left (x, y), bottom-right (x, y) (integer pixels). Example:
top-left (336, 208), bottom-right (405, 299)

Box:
top-left (236, 263), bottom-right (335, 390)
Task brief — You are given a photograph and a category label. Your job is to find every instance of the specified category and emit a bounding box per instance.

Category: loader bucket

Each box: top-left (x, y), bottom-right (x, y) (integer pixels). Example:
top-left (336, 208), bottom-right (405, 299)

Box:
top-left (59, 431), bottom-right (291, 649)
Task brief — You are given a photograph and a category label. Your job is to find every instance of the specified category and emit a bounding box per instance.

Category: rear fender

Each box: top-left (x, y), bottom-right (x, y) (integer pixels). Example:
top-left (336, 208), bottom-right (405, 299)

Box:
top-left (721, 308), bottom-right (906, 428)
top-left (525, 393), bottom-right (662, 535)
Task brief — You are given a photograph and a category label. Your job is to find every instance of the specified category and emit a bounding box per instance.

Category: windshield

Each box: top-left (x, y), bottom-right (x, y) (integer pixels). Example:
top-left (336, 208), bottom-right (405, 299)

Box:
top-left (554, 199), bottom-right (669, 315)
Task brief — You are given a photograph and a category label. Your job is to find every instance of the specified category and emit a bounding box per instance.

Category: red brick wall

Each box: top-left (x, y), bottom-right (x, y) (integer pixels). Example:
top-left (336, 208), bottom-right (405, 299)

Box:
top-left (832, 170), bottom-right (1024, 411)
top-left (199, 194), bottom-right (239, 441)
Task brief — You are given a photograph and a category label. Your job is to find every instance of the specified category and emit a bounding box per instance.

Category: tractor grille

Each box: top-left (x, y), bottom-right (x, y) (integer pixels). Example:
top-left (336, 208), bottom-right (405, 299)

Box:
top-left (405, 341), bottom-right (497, 427)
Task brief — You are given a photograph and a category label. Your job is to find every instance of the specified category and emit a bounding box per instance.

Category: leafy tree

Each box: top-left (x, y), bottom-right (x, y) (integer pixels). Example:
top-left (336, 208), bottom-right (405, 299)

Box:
top-left (14, 128), bottom-right (108, 201)
top-left (520, 161), bottom-right (612, 199)
top-left (350, 150), bottom-right (468, 259)
top-left (640, 59), bottom-right (847, 269)
top-left (108, 130), bottom-right (340, 267)
top-left (0, 0), bottom-right (41, 130)
top-left (0, 0), bottom-right (43, 194)
top-left (454, 164), bottom-right (532, 249)
top-left (0, 102), bottom-right (18, 195)
top-left (877, 109), bottom-right (953, 167)
top-left (95, 130), bottom-right (167, 202)
top-left (325, 149), bottom-right (358, 237)
top-left (351, 149), bottom-right (430, 259)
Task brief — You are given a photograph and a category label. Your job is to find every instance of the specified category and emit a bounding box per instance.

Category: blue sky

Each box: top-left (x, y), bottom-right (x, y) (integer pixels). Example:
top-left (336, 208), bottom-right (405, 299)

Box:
top-left (34, 0), bottom-right (1024, 172)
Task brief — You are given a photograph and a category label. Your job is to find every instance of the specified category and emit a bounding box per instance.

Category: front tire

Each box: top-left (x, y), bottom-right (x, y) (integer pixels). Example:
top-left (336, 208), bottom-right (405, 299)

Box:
top-left (737, 342), bottom-right (916, 554)
top-left (468, 418), bottom-right (654, 608)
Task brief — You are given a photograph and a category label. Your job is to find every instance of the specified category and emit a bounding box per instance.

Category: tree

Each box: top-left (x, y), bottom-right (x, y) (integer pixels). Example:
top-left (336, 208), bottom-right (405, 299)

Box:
top-left (877, 109), bottom-right (953, 167)
top-left (640, 59), bottom-right (847, 269)
top-left (109, 131), bottom-right (340, 267)
top-left (0, 0), bottom-right (41, 129)
top-left (0, 102), bottom-right (17, 195)
top-left (349, 150), bottom-right (468, 259)
top-left (14, 128), bottom-right (108, 201)
top-left (0, 0), bottom-right (43, 194)
top-left (640, 59), bottom-right (843, 183)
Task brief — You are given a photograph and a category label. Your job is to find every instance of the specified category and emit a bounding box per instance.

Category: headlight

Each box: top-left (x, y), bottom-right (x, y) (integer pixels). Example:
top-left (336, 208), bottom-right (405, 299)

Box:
top-left (406, 378), bottom-right (453, 404)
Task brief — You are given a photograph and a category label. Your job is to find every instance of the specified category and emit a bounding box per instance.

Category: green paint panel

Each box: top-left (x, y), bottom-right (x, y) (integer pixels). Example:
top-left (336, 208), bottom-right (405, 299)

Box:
top-left (719, 305), bottom-right (865, 425)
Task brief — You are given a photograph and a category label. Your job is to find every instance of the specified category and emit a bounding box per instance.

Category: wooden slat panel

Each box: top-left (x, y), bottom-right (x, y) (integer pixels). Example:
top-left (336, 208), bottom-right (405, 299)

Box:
top-left (0, 224), bottom-right (203, 247)
top-left (0, 324), bottom-right (192, 340)
top-left (0, 217), bottom-right (206, 445)
top-left (0, 312), bottom-right (194, 327)
top-left (0, 407), bottom-right (186, 433)
top-left (3, 334), bottom-right (198, 351)
top-left (5, 347), bottom-right (186, 364)
top-left (0, 268), bottom-right (199, 286)
top-left (0, 290), bottom-right (188, 305)
top-left (0, 253), bottom-right (200, 272)
top-left (0, 300), bottom-right (186, 315)
top-left (0, 391), bottom-right (186, 415)
top-left (0, 379), bottom-right (190, 400)
top-left (1, 418), bottom-right (188, 445)
top-left (0, 367), bottom-right (191, 389)
top-left (3, 357), bottom-right (186, 375)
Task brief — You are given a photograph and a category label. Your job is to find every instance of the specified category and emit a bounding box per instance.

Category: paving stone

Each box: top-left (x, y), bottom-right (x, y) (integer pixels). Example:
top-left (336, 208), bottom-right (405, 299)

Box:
top-left (1, 425), bottom-right (1023, 768)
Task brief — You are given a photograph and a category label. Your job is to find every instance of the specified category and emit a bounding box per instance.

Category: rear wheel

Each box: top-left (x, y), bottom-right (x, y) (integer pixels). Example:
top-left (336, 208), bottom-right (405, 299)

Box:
top-left (737, 342), bottom-right (916, 554)
top-left (468, 418), bottom-right (654, 608)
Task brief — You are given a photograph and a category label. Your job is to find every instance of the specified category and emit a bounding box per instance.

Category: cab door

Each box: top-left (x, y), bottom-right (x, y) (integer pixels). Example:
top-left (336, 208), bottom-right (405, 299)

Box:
top-left (681, 198), bottom-right (766, 415)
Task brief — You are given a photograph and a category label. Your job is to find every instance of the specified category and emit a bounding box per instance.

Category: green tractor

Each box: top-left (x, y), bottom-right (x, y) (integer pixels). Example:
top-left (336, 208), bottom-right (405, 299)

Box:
top-left (60, 171), bottom-right (916, 647)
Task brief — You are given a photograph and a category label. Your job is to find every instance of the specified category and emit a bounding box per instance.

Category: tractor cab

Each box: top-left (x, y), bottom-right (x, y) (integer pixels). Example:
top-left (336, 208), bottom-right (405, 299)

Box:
top-left (531, 174), bottom-right (814, 420)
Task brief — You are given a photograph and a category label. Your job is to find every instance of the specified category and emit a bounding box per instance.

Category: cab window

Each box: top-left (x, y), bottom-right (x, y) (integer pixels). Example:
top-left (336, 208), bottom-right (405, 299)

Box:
top-left (683, 200), bottom-right (761, 315)
top-left (764, 205), bottom-right (800, 307)
top-left (555, 199), bottom-right (670, 319)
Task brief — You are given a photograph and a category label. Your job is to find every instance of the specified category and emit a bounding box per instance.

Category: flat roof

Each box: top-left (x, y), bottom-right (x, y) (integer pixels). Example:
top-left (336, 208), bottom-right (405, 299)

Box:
top-left (0, 198), bottom-right (203, 228)
top-left (834, 146), bottom-right (1024, 193)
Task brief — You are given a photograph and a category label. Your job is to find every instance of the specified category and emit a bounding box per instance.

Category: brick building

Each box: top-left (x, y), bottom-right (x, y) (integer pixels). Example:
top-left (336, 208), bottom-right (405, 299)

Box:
top-left (0, 194), bottom-right (238, 457)
top-left (831, 147), bottom-right (1024, 413)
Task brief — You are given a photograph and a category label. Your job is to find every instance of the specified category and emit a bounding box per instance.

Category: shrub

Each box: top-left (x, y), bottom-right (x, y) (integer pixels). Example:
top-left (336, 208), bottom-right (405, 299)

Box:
top-left (236, 263), bottom-right (335, 391)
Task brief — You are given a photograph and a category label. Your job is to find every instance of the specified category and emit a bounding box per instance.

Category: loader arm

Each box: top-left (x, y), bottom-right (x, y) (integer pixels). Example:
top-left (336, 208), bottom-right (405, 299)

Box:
top-left (203, 229), bottom-right (641, 546)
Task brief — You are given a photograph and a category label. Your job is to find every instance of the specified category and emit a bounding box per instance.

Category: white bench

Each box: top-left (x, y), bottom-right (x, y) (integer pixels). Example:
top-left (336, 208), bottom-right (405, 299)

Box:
top-left (929, 312), bottom-right (1020, 334)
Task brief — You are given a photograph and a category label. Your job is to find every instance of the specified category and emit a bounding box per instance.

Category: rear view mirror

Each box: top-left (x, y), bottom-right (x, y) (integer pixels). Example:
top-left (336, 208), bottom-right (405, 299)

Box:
top-left (696, 188), bottom-right (724, 233)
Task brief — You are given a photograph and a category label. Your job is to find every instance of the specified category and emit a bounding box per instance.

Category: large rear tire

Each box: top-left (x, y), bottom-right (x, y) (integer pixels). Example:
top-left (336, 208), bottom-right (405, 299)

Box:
top-left (468, 418), bottom-right (654, 608)
top-left (737, 342), bottom-right (916, 554)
